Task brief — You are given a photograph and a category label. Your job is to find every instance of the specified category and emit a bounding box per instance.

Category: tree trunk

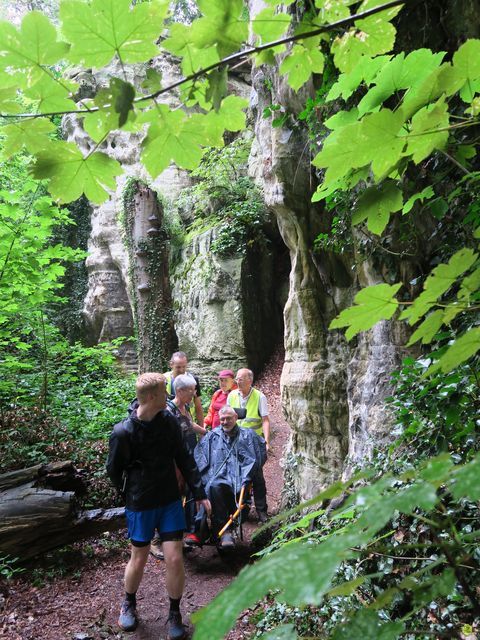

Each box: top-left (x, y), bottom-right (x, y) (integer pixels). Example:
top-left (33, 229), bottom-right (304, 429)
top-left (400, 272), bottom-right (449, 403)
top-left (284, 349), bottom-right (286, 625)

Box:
top-left (0, 462), bottom-right (126, 561)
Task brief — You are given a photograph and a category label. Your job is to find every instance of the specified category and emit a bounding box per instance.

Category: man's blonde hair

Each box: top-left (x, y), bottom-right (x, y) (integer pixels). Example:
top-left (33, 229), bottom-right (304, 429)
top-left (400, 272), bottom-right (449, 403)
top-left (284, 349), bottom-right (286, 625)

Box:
top-left (136, 372), bottom-right (166, 403)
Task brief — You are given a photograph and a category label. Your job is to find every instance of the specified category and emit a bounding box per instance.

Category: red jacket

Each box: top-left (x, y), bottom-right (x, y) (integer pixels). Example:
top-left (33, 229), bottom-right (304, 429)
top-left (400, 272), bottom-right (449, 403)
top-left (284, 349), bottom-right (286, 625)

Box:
top-left (204, 384), bottom-right (238, 428)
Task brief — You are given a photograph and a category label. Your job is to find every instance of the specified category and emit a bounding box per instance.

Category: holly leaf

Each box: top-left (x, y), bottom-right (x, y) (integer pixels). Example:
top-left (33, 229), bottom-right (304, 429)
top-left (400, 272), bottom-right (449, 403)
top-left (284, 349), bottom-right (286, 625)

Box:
top-left (329, 283), bottom-right (402, 340)
top-left (405, 97), bottom-right (449, 164)
top-left (259, 625), bottom-right (297, 640)
top-left (60, 0), bottom-right (167, 68)
top-left (332, 610), bottom-right (404, 640)
top-left (400, 248), bottom-right (478, 324)
top-left (252, 7), bottom-right (291, 42)
top-left (449, 454), bottom-right (480, 501)
top-left (352, 181), bottom-right (403, 235)
top-left (32, 141), bottom-right (122, 204)
top-left (0, 119), bottom-right (55, 159)
top-left (280, 44), bottom-right (324, 91)
top-left (425, 328), bottom-right (480, 376)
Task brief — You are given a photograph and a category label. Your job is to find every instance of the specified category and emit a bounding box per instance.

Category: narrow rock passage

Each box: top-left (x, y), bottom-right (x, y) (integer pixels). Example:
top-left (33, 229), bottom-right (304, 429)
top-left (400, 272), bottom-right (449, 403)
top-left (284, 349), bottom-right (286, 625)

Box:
top-left (1, 347), bottom-right (291, 640)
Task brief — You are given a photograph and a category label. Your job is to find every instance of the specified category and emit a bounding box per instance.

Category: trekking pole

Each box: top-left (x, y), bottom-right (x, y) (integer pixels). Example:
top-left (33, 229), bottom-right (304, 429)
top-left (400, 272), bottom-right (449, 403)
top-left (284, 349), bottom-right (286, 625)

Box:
top-left (239, 483), bottom-right (251, 541)
top-left (218, 485), bottom-right (246, 538)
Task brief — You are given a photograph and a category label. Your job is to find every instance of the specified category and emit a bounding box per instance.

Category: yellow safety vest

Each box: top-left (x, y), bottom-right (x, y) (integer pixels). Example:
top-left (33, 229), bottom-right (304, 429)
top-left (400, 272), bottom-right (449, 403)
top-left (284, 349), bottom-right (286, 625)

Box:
top-left (228, 388), bottom-right (263, 435)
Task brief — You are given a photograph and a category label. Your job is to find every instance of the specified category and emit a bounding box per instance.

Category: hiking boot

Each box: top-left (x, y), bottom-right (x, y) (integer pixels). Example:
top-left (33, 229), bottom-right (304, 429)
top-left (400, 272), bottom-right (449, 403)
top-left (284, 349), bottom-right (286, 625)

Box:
top-left (118, 599), bottom-right (138, 632)
top-left (184, 532), bottom-right (201, 547)
top-left (166, 610), bottom-right (187, 640)
top-left (150, 539), bottom-right (164, 560)
top-left (217, 532), bottom-right (235, 549)
top-left (257, 510), bottom-right (269, 523)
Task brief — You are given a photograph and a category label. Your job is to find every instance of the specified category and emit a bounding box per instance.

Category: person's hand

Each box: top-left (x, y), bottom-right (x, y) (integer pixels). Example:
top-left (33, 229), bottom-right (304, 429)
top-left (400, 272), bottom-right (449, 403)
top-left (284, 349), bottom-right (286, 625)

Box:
top-left (197, 498), bottom-right (212, 515)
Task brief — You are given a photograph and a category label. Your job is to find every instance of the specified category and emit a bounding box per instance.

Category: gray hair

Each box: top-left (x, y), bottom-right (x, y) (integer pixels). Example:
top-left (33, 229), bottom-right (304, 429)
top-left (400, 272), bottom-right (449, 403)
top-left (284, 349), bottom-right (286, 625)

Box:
top-left (219, 405), bottom-right (237, 417)
top-left (174, 373), bottom-right (196, 392)
top-left (170, 351), bottom-right (187, 362)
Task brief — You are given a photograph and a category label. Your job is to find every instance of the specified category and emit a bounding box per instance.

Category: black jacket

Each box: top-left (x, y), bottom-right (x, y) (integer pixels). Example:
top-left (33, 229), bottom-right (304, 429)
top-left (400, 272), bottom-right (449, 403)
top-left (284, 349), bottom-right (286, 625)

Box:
top-left (106, 408), bottom-right (206, 511)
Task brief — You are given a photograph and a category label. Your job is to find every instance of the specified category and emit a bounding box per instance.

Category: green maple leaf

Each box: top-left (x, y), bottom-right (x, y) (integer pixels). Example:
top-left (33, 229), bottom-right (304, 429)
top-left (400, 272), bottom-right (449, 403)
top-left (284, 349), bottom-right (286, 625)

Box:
top-left (360, 108), bottom-right (405, 177)
top-left (0, 12), bottom-right (69, 83)
top-left (315, 0), bottom-right (352, 24)
top-left (402, 63), bottom-right (465, 120)
top-left (458, 266), bottom-right (480, 301)
top-left (400, 248), bottom-right (478, 324)
top-left (426, 328), bottom-right (480, 376)
top-left (352, 181), bottom-right (403, 235)
top-left (189, 0), bottom-right (248, 58)
top-left (327, 55), bottom-right (391, 102)
top-left (141, 68), bottom-right (162, 94)
top-left (32, 141), bottom-right (122, 204)
top-left (358, 49), bottom-right (445, 116)
top-left (163, 22), bottom-right (220, 76)
top-left (0, 119), bottom-right (55, 159)
top-left (332, 13), bottom-right (398, 74)
top-left (140, 106), bottom-right (204, 178)
top-left (402, 185), bottom-right (434, 214)
top-left (94, 78), bottom-right (136, 128)
top-left (329, 283), bottom-right (402, 340)
top-left (60, 0), bottom-right (167, 68)
top-left (405, 97), bottom-right (449, 163)
top-left (204, 95), bottom-right (249, 144)
top-left (453, 39), bottom-right (480, 83)
top-left (205, 67), bottom-right (228, 111)
top-left (407, 309), bottom-right (444, 345)
top-left (313, 120), bottom-right (369, 184)
top-left (24, 75), bottom-right (77, 113)
top-left (280, 44), bottom-right (324, 91)
top-left (252, 7), bottom-right (292, 42)
top-left (0, 78), bottom-right (24, 114)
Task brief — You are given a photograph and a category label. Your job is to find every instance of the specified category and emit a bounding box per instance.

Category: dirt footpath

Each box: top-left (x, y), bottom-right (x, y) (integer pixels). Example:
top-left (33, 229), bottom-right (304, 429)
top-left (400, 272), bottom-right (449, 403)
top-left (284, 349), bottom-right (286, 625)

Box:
top-left (1, 349), bottom-right (290, 640)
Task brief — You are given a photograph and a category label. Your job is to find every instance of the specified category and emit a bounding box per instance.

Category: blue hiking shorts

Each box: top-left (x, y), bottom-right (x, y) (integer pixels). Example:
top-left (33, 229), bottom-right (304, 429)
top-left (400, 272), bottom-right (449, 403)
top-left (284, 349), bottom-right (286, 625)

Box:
top-left (126, 500), bottom-right (186, 544)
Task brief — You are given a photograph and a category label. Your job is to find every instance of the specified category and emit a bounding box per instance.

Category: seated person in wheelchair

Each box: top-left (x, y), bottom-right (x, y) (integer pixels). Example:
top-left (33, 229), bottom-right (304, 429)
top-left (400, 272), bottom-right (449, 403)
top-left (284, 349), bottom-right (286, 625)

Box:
top-left (194, 405), bottom-right (267, 548)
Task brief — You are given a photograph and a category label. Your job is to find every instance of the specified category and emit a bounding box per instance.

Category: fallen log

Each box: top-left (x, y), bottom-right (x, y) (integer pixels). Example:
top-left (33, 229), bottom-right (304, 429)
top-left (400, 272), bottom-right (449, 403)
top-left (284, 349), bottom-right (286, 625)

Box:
top-left (0, 462), bottom-right (125, 561)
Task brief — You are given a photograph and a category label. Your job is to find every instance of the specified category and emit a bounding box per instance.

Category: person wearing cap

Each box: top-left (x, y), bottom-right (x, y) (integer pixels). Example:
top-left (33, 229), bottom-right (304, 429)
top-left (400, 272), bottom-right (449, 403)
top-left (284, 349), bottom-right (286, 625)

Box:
top-left (204, 369), bottom-right (237, 430)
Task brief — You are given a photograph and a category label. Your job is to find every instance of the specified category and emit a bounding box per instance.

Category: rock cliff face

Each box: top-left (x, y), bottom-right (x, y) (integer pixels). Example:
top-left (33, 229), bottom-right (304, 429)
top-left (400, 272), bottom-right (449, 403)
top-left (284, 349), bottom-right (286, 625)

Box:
top-left (247, 1), bottom-right (413, 499)
top-left (170, 227), bottom-right (285, 381)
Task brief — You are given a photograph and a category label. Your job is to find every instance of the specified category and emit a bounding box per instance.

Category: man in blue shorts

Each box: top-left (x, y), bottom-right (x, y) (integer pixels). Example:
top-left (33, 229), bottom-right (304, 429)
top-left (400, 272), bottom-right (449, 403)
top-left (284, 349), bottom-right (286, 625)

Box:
top-left (107, 372), bottom-right (211, 640)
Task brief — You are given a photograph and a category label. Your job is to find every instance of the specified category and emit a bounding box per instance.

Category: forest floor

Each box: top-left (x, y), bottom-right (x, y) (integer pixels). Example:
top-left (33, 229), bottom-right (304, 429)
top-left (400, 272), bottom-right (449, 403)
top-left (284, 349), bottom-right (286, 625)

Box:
top-left (0, 348), bottom-right (290, 640)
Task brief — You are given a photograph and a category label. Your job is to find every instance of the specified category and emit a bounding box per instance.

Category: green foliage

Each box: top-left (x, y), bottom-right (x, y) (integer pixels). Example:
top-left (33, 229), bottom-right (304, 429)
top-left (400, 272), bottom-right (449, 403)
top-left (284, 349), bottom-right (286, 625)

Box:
top-left (170, 137), bottom-right (269, 257)
top-left (193, 452), bottom-right (480, 640)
